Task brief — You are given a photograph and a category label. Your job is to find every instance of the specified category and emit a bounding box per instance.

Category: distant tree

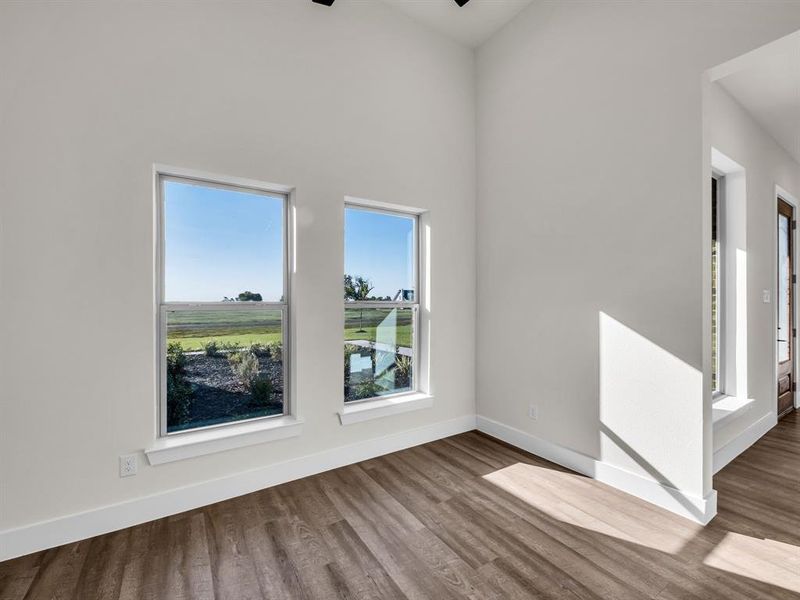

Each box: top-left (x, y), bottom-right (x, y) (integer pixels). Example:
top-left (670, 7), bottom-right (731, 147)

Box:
top-left (344, 275), bottom-right (373, 301)
top-left (237, 291), bottom-right (263, 302)
top-left (344, 275), bottom-right (373, 333)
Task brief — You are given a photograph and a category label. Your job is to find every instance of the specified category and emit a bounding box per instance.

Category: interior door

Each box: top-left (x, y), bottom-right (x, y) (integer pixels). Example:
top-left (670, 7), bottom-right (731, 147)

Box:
top-left (777, 198), bottom-right (795, 418)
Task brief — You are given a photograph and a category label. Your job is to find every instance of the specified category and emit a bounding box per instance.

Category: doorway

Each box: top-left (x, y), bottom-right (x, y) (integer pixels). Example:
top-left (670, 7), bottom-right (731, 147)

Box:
top-left (777, 197), bottom-right (795, 419)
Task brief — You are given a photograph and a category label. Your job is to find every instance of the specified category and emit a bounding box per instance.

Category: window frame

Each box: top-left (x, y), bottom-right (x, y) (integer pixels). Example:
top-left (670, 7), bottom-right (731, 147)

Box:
top-left (711, 175), bottom-right (720, 395)
top-left (155, 168), bottom-right (293, 437)
top-left (711, 172), bottom-right (726, 398)
top-left (343, 202), bottom-right (421, 404)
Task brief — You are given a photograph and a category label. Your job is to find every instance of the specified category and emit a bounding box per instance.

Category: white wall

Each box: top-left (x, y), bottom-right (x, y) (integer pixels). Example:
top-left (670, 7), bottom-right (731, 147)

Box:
top-left (4, 0), bottom-right (800, 553)
top-left (708, 83), bottom-right (800, 451)
top-left (0, 0), bottom-right (476, 537)
top-left (476, 1), bottom-right (800, 502)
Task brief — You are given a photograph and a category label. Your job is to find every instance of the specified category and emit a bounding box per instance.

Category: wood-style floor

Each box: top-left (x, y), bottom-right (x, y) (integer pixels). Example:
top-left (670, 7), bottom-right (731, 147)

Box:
top-left (2, 412), bottom-right (798, 599)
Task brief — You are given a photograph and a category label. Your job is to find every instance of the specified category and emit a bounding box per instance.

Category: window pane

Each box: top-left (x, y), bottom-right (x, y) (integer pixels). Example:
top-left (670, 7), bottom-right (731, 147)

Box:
top-left (164, 179), bottom-right (284, 302)
top-left (779, 213), bottom-right (791, 362)
top-left (711, 178), bottom-right (719, 391)
top-left (344, 207), bottom-right (415, 302)
top-left (344, 307), bottom-right (413, 402)
top-left (166, 308), bottom-right (284, 432)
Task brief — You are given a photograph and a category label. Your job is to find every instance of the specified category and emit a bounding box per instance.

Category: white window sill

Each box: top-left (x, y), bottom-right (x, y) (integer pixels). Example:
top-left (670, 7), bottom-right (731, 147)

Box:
top-left (145, 415), bottom-right (303, 465)
top-left (338, 392), bottom-right (433, 425)
top-left (712, 395), bottom-right (755, 430)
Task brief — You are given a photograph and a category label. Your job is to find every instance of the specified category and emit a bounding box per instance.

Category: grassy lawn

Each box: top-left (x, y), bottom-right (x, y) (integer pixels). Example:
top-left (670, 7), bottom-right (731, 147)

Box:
top-left (169, 331), bottom-right (282, 352)
top-left (345, 307), bottom-right (413, 348)
top-left (344, 325), bottom-right (412, 348)
top-left (166, 307), bottom-right (414, 351)
top-left (167, 309), bottom-right (282, 352)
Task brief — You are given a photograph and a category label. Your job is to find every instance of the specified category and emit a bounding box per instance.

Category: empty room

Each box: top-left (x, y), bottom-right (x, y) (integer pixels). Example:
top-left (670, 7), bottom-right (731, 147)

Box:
top-left (1, 1), bottom-right (798, 598)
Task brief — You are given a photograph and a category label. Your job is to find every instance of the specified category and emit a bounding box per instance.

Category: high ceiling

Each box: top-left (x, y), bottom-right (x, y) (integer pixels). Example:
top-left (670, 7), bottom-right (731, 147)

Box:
top-left (718, 40), bottom-right (800, 165)
top-left (379, 0), bottom-right (534, 48)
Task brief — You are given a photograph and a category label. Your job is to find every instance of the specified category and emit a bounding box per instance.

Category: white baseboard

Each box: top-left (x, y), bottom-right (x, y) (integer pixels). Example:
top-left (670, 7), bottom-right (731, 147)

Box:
top-left (712, 411), bottom-right (776, 474)
top-left (476, 415), bottom-right (718, 525)
top-left (0, 414), bottom-right (477, 562)
top-left (476, 414), bottom-right (596, 474)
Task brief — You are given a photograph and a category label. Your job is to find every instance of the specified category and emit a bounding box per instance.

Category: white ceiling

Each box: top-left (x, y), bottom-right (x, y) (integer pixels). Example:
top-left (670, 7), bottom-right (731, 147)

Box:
top-left (379, 0), bottom-right (534, 48)
top-left (718, 42), bottom-right (800, 165)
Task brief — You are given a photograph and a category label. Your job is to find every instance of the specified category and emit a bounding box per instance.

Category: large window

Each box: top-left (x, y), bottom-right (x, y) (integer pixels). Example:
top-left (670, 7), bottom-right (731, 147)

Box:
top-left (344, 204), bottom-right (418, 402)
top-left (158, 173), bottom-right (289, 434)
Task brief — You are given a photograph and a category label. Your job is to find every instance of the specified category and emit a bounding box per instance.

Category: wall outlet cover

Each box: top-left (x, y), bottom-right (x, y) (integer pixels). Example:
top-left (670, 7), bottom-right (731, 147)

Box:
top-left (119, 454), bottom-right (138, 478)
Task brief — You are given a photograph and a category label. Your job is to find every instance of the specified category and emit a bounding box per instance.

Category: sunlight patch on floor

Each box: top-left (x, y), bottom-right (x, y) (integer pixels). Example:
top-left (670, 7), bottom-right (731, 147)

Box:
top-left (703, 532), bottom-right (800, 593)
top-left (482, 462), bottom-right (694, 553)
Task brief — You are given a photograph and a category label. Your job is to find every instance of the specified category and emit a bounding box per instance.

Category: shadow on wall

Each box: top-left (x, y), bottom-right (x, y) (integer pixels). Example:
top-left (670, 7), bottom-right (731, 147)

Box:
top-left (599, 423), bottom-right (706, 522)
top-left (598, 311), bottom-right (705, 507)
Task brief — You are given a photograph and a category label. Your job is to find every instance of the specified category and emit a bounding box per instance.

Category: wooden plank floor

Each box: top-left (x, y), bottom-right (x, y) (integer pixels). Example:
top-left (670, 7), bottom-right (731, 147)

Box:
top-left (2, 411), bottom-right (798, 599)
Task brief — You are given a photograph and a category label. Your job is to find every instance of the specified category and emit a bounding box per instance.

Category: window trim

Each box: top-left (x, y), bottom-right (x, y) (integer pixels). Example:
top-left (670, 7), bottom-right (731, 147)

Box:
top-left (145, 414), bottom-right (304, 465)
top-left (711, 148), bottom-right (748, 401)
top-left (343, 201), bottom-right (421, 405)
top-left (338, 392), bottom-right (434, 425)
top-left (155, 166), bottom-right (294, 438)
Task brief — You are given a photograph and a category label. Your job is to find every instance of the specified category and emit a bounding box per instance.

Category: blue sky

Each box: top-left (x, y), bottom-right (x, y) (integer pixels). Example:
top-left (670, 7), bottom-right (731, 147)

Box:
top-left (164, 180), bottom-right (284, 302)
top-left (164, 181), bottom-right (414, 302)
top-left (345, 207), bottom-right (414, 299)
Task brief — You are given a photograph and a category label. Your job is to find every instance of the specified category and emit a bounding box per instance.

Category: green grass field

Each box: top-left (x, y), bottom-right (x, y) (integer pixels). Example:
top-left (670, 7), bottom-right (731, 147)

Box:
top-left (167, 309), bottom-right (282, 351)
top-left (344, 326), bottom-right (412, 348)
top-left (166, 307), bottom-right (414, 351)
top-left (344, 308), bottom-right (413, 347)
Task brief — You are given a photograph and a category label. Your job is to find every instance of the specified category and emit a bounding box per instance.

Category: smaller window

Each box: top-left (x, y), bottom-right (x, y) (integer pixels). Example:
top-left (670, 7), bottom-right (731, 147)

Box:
top-left (344, 205), bottom-right (419, 403)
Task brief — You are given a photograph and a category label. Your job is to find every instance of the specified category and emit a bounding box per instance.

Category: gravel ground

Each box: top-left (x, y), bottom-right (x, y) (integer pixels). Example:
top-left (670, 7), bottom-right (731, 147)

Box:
top-left (178, 352), bottom-right (284, 429)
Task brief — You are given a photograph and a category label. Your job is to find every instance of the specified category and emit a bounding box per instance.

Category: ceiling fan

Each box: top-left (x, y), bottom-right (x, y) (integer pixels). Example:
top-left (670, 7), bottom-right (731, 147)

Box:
top-left (313, 0), bottom-right (471, 5)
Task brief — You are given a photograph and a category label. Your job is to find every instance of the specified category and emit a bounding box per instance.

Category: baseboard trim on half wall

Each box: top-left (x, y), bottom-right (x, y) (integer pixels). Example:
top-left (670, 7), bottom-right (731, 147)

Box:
top-left (0, 414), bottom-right (478, 562)
top-left (476, 415), bottom-right (717, 525)
top-left (712, 411), bottom-right (777, 474)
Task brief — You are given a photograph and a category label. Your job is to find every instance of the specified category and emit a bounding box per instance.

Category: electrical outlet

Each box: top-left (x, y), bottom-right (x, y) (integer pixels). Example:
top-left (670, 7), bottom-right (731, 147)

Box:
top-left (119, 454), bottom-right (138, 478)
top-left (528, 404), bottom-right (538, 421)
top-left (763, 289), bottom-right (771, 303)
